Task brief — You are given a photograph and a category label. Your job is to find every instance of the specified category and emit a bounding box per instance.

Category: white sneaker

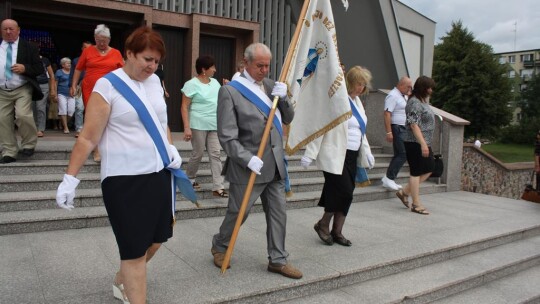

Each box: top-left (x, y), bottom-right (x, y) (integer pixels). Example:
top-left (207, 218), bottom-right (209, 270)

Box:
top-left (381, 176), bottom-right (401, 191)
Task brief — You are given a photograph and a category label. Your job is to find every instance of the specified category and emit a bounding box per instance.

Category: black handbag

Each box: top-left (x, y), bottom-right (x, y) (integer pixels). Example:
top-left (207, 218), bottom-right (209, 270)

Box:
top-left (431, 153), bottom-right (444, 178)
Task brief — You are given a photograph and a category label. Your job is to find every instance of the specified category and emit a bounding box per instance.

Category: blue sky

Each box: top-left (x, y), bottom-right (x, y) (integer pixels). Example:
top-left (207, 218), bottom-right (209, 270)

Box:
top-left (397, 0), bottom-right (540, 53)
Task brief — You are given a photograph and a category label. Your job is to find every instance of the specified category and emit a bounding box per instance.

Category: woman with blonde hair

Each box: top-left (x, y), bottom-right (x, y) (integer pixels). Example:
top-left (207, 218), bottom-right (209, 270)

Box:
top-left (304, 66), bottom-right (375, 246)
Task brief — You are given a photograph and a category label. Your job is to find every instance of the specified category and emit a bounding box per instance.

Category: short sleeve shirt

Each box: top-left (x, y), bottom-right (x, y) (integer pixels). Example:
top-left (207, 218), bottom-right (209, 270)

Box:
top-left (36, 57), bottom-right (51, 84)
top-left (181, 77), bottom-right (221, 130)
top-left (384, 87), bottom-right (407, 125)
top-left (403, 96), bottom-right (435, 146)
top-left (93, 69), bottom-right (167, 181)
top-left (55, 69), bottom-right (71, 96)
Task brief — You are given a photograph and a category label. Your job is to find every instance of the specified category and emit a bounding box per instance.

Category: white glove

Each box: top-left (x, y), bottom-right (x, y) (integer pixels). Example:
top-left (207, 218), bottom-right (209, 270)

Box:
top-left (247, 156), bottom-right (264, 175)
top-left (56, 174), bottom-right (80, 210)
top-left (167, 144), bottom-right (182, 169)
top-left (367, 153), bottom-right (375, 169)
top-left (300, 156), bottom-right (313, 169)
top-left (271, 82), bottom-right (287, 98)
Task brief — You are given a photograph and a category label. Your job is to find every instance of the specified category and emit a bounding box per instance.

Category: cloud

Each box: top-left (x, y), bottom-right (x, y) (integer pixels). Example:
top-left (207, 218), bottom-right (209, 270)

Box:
top-left (399, 0), bottom-right (540, 52)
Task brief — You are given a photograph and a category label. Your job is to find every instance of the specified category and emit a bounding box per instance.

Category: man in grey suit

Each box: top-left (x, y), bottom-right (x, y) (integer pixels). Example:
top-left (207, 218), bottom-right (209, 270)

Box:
top-left (211, 43), bottom-right (302, 279)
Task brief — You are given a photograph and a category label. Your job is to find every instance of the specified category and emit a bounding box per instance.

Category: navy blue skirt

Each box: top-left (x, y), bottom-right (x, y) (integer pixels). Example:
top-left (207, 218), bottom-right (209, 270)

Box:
top-left (102, 169), bottom-right (173, 260)
top-left (318, 149), bottom-right (358, 216)
top-left (404, 142), bottom-right (434, 177)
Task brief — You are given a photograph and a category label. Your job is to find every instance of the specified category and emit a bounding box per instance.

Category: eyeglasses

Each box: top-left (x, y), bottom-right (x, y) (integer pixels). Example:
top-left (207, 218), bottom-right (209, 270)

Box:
top-left (95, 37), bottom-right (110, 44)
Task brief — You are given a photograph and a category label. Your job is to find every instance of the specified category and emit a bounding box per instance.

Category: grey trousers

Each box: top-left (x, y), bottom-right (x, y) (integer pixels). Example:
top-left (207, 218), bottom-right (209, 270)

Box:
top-left (212, 179), bottom-right (289, 265)
top-left (33, 83), bottom-right (49, 132)
top-left (186, 129), bottom-right (224, 191)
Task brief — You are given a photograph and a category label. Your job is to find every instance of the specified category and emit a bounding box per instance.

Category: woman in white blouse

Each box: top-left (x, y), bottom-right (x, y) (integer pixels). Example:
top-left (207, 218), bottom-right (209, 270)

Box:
top-left (305, 66), bottom-right (375, 247)
top-left (55, 27), bottom-right (181, 304)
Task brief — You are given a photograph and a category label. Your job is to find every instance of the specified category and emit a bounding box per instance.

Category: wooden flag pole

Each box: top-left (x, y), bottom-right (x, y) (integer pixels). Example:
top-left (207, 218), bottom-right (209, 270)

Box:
top-left (220, 0), bottom-right (312, 274)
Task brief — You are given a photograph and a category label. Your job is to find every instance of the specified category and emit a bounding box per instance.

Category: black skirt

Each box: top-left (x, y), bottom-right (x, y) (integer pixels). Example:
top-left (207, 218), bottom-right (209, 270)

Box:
top-left (404, 142), bottom-right (434, 177)
top-left (318, 149), bottom-right (358, 216)
top-left (101, 169), bottom-right (173, 260)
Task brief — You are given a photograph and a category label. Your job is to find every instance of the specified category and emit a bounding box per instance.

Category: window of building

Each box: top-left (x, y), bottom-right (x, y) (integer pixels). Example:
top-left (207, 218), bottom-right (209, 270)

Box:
top-left (499, 56), bottom-right (506, 64)
top-left (509, 55), bottom-right (516, 63)
top-left (521, 69), bottom-right (534, 78)
top-left (509, 70), bottom-right (516, 78)
top-left (521, 54), bottom-right (533, 62)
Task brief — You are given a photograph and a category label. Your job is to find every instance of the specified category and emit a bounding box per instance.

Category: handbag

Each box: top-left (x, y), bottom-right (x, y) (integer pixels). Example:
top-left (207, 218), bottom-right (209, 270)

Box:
top-left (521, 172), bottom-right (540, 203)
top-left (431, 153), bottom-right (444, 178)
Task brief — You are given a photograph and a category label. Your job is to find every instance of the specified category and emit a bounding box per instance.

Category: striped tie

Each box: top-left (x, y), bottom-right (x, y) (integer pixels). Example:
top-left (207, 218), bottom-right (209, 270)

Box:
top-left (5, 42), bottom-right (12, 80)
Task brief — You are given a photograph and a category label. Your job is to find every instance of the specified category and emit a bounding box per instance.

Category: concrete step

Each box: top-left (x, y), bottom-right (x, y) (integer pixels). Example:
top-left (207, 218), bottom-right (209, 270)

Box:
top-left (2, 192), bottom-right (537, 303)
top-left (0, 182), bottom-right (446, 234)
top-left (0, 166), bottom-right (413, 193)
top-left (0, 172), bottom-right (438, 212)
top-left (432, 265), bottom-right (540, 304)
top-left (0, 153), bottom-right (398, 176)
top-left (281, 235), bottom-right (540, 304)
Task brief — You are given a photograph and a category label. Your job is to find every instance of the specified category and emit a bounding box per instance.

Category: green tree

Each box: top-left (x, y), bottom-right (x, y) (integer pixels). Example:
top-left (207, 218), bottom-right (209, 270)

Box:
top-left (431, 21), bottom-right (512, 138)
top-left (520, 74), bottom-right (540, 121)
top-left (500, 74), bottom-right (540, 144)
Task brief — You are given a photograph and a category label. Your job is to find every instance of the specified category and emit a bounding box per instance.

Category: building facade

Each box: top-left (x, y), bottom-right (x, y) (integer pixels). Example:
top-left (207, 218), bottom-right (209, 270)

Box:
top-left (495, 49), bottom-right (540, 122)
top-left (1, 0), bottom-right (434, 131)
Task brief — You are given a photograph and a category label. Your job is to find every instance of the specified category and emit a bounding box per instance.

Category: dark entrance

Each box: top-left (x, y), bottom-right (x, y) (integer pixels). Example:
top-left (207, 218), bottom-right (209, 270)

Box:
top-left (200, 35), bottom-right (235, 85)
top-left (154, 26), bottom-right (186, 132)
top-left (9, 0), bottom-right (143, 67)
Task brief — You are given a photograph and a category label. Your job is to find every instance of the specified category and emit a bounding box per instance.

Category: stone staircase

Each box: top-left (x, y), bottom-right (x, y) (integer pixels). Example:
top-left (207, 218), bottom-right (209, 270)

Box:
top-left (2, 138), bottom-right (540, 303)
top-left (0, 143), bottom-right (445, 235)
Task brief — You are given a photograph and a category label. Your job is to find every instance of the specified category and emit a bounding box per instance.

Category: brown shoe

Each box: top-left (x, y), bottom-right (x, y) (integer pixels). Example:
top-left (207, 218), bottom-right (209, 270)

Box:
top-left (211, 248), bottom-right (230, 269)
top-left (396, 190), bottom-right (409, 208)
top-left (267, 262), bottom-right (303, 279)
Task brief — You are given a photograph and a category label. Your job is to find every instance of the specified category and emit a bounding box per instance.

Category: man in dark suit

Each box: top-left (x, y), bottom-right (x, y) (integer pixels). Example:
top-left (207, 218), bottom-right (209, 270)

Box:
top-left (0, 19), bottom-right (43, 163)
top-left (211, 42), bottom-right (302, 279)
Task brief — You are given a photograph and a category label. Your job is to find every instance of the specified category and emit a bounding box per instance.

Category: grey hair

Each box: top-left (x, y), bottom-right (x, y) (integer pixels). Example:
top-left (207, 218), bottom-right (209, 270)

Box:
top-left (243, 43), bottom-right (271, 63)
top-left (60, 57), bottom-right (71, 66)
top-left (94, 24), bottom-right (111, 38)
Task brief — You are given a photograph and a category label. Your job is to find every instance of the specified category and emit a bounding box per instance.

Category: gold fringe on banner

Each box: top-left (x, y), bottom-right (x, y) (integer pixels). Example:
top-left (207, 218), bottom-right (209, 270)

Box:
top-left (285, 110), bottom-right (352, 155)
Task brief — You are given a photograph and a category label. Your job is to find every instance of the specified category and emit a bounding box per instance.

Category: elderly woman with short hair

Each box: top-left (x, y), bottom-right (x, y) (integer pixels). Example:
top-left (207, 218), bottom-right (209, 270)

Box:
top-left (70, 24), bottom-right (124, 161)
top-left (55, 57), bottom-right (75, 134)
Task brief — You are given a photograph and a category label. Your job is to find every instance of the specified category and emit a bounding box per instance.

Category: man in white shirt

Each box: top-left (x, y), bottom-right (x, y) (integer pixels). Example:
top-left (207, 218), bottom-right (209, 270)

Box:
top-left (382, 76), bottom-right (412, 190)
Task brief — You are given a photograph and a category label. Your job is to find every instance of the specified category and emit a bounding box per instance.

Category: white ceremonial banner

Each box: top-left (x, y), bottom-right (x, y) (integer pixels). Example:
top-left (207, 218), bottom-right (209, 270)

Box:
top-left (284, 0), bottom-right (350, 155)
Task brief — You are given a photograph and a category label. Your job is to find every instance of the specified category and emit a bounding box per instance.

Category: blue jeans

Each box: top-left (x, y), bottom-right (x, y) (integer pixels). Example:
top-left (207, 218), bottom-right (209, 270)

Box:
top-left (385, 124), bottom-right (407, 180)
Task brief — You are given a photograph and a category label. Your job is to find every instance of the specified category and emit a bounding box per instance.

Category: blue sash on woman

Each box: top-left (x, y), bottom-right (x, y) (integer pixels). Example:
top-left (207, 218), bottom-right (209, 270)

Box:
top-left (228, 80), bottom-right (292, 196)
top-left (104, 73), bottom-right (198, 223)
top-left (349, 97), bottom-right (370, 187)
